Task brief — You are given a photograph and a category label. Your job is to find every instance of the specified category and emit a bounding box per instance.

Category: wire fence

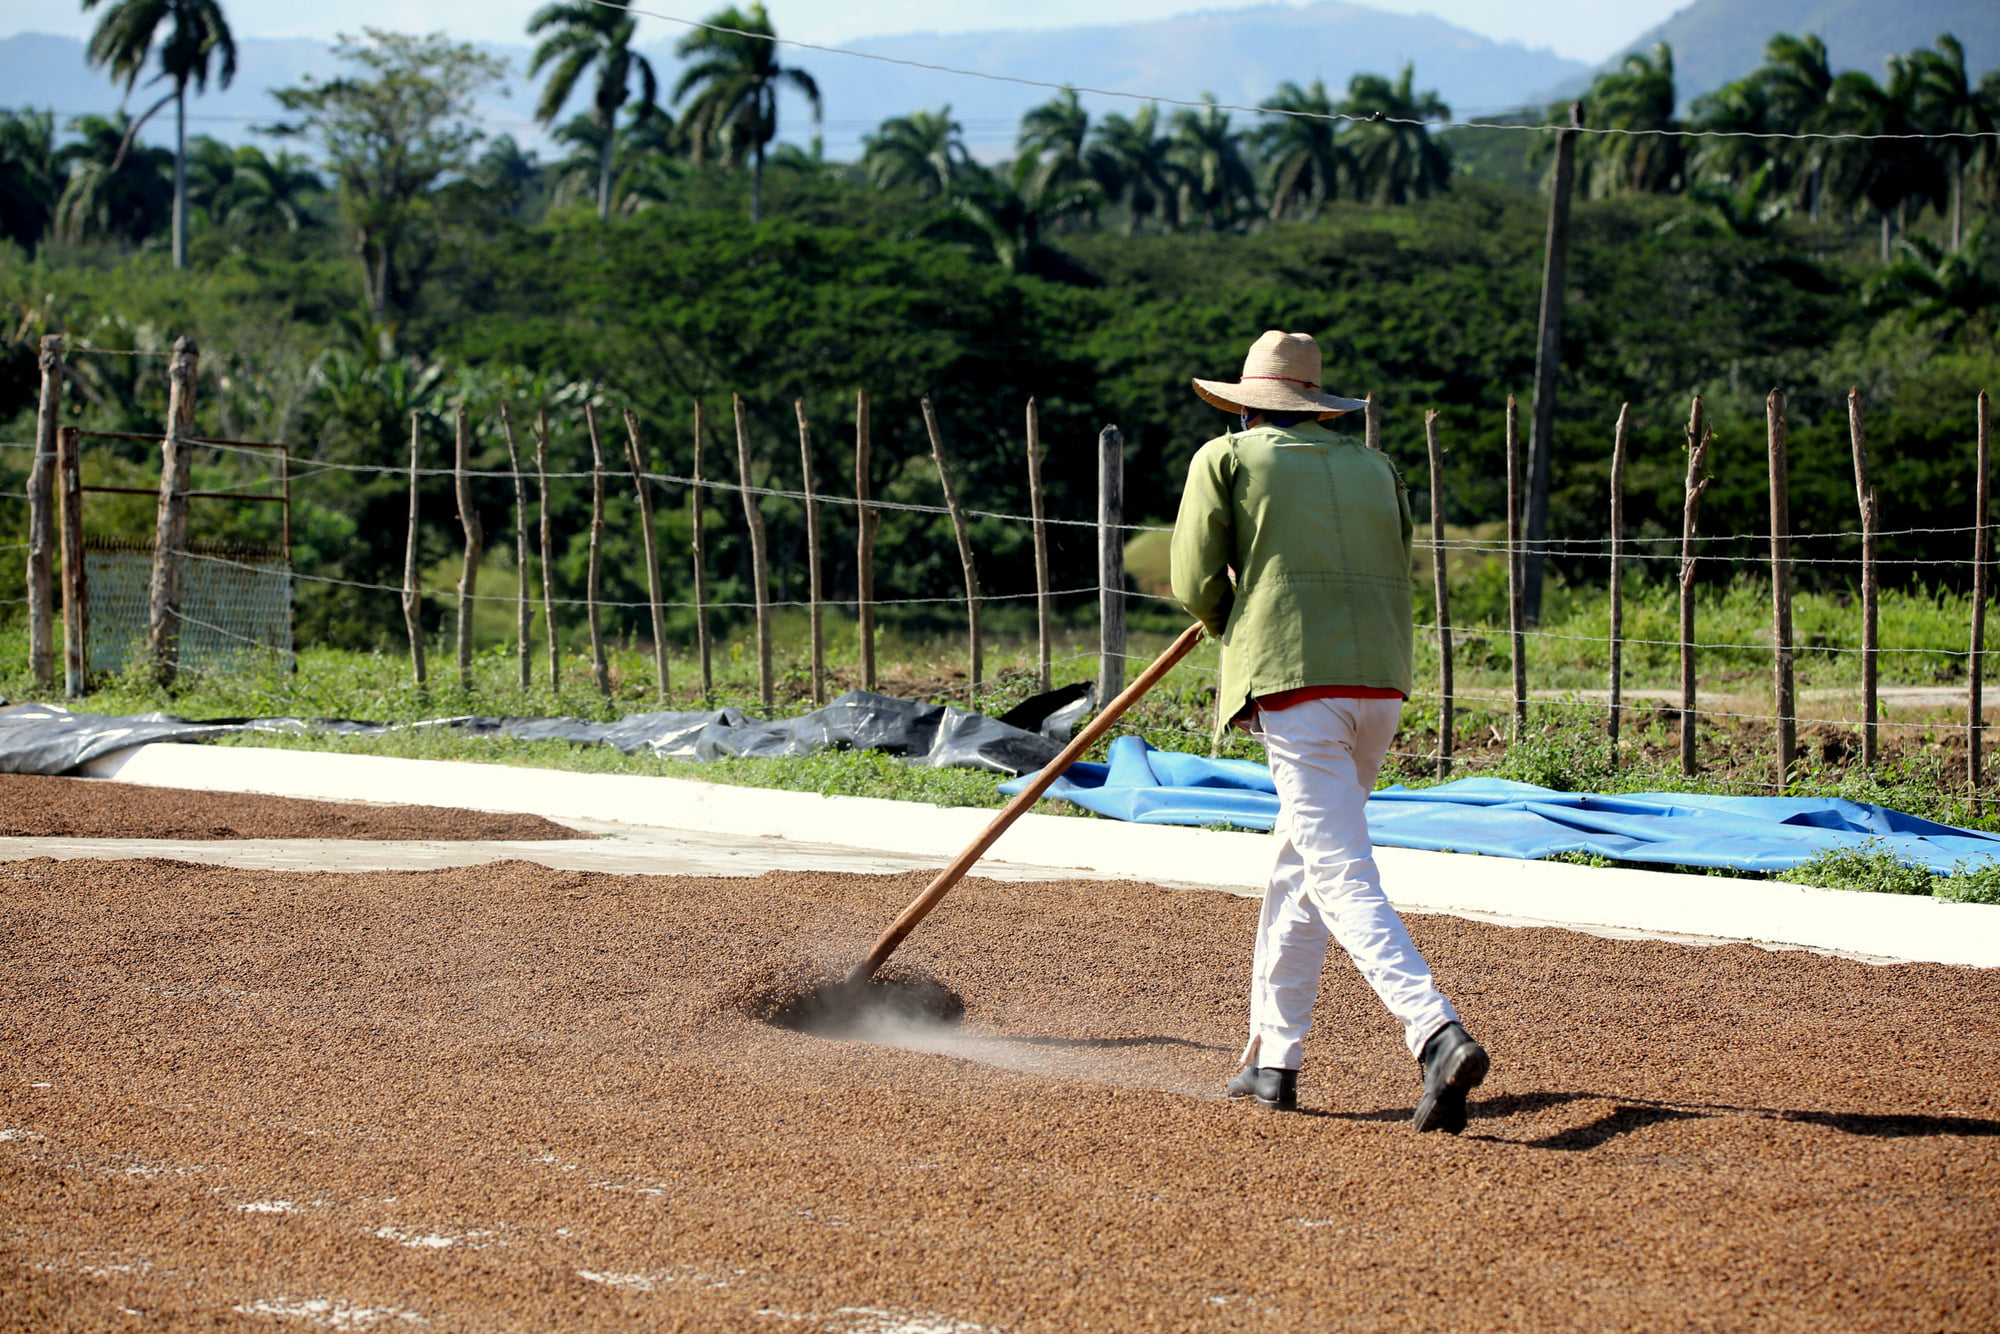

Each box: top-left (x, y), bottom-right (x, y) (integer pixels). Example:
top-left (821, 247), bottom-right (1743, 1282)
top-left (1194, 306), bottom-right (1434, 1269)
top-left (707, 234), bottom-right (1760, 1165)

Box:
top-left (5, 373), bottom-right (1995, 792)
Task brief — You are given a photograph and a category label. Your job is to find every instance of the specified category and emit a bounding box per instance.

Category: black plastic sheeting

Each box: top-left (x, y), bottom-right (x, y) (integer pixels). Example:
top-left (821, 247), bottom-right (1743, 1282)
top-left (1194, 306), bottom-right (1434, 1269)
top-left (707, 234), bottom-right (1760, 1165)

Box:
top-left (0, 685), bottom-right (1097, 779)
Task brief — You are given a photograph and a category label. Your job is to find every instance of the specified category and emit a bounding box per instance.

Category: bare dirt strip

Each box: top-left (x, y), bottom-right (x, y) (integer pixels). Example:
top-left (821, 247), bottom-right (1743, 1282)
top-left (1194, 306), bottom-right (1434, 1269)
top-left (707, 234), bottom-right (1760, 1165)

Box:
top-left (1, 856), bottom-right (1995, 1332)
top-left (0, 775), bottom-right (582, 841)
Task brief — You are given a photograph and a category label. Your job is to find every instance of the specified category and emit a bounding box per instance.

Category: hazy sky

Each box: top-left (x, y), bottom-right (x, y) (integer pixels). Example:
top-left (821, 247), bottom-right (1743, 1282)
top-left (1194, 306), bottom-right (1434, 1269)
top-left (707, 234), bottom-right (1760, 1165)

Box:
top-left (9, 0), bottom-right (1692, 65)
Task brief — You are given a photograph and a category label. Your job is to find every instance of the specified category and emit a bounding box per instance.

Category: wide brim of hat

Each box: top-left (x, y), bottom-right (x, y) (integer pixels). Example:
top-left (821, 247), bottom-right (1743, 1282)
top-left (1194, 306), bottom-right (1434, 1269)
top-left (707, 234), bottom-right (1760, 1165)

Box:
top-left (1192, 377), bottom-right (1369, 416)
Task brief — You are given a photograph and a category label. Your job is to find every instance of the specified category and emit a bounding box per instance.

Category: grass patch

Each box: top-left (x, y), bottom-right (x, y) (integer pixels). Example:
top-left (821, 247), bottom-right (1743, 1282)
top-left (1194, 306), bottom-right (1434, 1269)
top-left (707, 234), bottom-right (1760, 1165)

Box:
top-left (1777, 842), bottom-right (2000, 904)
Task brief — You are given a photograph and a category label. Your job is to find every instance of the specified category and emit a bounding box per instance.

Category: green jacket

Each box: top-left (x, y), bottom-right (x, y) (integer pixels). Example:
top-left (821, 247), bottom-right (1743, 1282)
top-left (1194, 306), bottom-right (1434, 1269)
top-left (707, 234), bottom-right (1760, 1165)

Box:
top-left (1168, 420), bottom-right (1414, 733)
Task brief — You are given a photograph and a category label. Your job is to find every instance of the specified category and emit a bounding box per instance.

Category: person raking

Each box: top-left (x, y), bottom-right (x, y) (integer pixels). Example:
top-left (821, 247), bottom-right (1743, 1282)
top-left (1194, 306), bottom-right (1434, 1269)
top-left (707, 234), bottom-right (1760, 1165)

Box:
top-left (1169, 330), bottom-right (1489, 1134)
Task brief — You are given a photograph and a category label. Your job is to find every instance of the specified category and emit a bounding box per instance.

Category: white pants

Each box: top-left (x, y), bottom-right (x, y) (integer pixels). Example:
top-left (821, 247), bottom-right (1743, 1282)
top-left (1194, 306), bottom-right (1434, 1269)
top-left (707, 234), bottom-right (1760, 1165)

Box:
top-left (1242, 696), bottom-right (1458, 1069)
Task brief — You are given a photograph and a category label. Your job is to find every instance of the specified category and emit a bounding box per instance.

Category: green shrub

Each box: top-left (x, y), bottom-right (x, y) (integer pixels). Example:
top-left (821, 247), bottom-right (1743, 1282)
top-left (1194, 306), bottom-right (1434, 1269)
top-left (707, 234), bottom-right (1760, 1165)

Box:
top-left (1937, 862), bottom-right (2000, 905)
top-left (1776, 843), bottom-right (1938, 896)
top-left (1545, 850), bottom-right (1614, 868)
top-left (1494, 726), bottom-right (1613, 793)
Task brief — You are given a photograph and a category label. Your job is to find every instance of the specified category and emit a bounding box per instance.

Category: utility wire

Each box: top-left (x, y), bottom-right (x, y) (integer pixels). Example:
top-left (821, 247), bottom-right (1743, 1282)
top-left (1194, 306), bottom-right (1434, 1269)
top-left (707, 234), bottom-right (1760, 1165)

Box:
top-left (595, 0), bottom-right (2000, 144)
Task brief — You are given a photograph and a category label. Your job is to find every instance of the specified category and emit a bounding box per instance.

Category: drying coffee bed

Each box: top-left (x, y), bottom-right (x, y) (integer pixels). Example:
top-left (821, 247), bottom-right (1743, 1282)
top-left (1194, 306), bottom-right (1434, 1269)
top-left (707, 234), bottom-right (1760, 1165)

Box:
top-left (0, 774), bottom-right (582, 842)
top-left (2, 859), bottom-right (1995, 1332)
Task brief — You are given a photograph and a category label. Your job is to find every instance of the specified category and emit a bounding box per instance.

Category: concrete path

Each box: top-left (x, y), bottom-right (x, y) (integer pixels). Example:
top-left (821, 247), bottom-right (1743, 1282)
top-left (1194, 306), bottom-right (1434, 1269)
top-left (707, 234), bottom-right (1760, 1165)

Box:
top-left (53, 742), bottom-right (2000, 968)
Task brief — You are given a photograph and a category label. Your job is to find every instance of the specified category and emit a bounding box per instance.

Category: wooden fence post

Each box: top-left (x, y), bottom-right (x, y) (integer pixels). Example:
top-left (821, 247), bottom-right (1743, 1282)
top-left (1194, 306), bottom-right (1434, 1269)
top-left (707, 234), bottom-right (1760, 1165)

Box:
top-left (57, 425), bottom-right (87, 698)
top-left (734, 394), bottom-right (774, 711)
top-left (1972, 390), bottom-right (1991, 794)
top-left (1426, 409), bottom-right (1452, 778)
top-left (1769, 389), bottom-right (1796, 789)
top-left (27, 334), bottom-right (61, 689)
top-left (1849, 387), bottom-right (1879, 767)
top-left (584, 402), bottom-right (611, 697)
top-left (147, 334), bottom-right (199, 683)
top-left (1524, 102), bottom-right (1583, 628)
top-left (453, 403), bottom-right (482, 692)
top-left (1099, 424), bottom-right (1126, 704)
top-left (535, 409), bottom-right (559, 693)
top-left (1365, 393), bottom-right (1380, 451)
top-left (1608, 403), bottom-right (1629, 763)
top-left (854, 389), bottom-right (877, 693)
top-left (1505, 394), bottom-right (1527, 741)
top-left (691, 400), bottom-right (713, 702)
top-left (623, 408), bottom-right (669, 700)
top-left (402, 413), bottom-right (427, 692)
top-left (796, 399), bottom-right (826, 706)
top-left (1027, 398), bottom-right (1052, 693)
top-left (923, 395), bottom-right (983, 703)
top-left (500, 405), bottom-right (531, 692)
top-left (1680, 395), bottom-right (1713, 778)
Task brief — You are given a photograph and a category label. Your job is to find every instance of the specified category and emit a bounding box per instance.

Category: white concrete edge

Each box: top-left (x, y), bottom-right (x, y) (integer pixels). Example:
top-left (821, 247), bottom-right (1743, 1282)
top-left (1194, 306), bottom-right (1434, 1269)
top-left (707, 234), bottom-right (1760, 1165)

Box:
top-left (78, 742), bottom-right (2000, 969)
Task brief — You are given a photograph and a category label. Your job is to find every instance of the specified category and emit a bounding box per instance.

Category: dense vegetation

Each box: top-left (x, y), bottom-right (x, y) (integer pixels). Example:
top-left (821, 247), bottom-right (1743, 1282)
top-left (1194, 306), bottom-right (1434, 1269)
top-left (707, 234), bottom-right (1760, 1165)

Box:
top-left (2, 5), bottom-right (1998, 657)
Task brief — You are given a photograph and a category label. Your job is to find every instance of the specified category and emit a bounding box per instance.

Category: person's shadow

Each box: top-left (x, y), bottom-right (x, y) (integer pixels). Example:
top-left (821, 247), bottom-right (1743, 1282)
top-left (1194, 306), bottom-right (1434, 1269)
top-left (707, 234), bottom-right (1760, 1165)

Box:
top-left (1300, 1089), bottom-right (2000, 1150)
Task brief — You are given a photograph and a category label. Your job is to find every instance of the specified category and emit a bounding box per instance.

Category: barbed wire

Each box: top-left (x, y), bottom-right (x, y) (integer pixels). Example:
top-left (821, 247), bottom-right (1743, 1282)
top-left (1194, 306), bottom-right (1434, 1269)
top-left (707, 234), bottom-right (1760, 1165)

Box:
top-left (179, 548), bottom-right (1105, 614)
top-left (18, 435), bottom-right (1992, 550)
top-left (1424, 524), bottom-right (1989, 550)
top-left (595, 0), bottom-right (2000, 146)
top-left (1120, 587), bottom-right (1997, 655)
top-left (1411, 621), bottom-right (1982, 657)
top-left (1096, 664), bottom-right (1989, 736)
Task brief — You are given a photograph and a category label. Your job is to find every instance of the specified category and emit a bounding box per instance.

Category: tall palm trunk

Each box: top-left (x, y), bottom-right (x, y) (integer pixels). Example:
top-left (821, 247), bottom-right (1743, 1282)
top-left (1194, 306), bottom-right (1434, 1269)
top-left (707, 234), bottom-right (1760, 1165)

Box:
top-left (750, 140), bottom-right (763, 223)
top-left (173, 82), bottom-right (187, 270)
top-left (597, 115), bottom-right (615, 222)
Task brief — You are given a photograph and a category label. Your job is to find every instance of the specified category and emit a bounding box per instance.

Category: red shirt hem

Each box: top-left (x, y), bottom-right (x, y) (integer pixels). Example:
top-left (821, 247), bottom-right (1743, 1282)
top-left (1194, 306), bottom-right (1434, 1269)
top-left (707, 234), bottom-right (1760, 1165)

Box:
top-left (1256, 685), bottom-right (1406, 711)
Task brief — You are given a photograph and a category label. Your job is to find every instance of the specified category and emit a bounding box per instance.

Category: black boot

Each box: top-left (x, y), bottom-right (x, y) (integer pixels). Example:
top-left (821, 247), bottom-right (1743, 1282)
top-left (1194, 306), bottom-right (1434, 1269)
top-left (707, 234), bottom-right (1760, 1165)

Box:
top-left (1412, 1023), bottom-right (1488, 1135)
top-left (1225, 1065), bottom-right (1298, 1112)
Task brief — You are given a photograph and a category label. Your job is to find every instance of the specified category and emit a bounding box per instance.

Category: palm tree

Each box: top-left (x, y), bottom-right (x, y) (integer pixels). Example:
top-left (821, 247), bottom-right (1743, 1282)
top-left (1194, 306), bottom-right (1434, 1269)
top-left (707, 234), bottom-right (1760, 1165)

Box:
top-left (1019, 89), bottom-right (1089, 186)
top-left (862, 106), bottom-right (967, 198)
top-left (80, 0), bottom-right (237, 270)
top-left (528, 0), bottom-right (658, 222)
top-left (209, 144), bottom-right (320, 233)
top-left (0, 110), bottom-right (61, 254)
top-left (1688, 76), bottom-right (1777, 192)
top-left (947, 155), bottom-right (1102, 277)
top-left (471, 135), bottom-right (541, 219)
top-left (1673, 163), bottom-right (1786, 240)
top-left (549, 104), bottom-right (684, 216)
top-left (1572, 43), bottom-right (1683, 197)
top-left (672, 2), bottom-right (820, 224)
top-left (616, 105), bottom-right (686, 213)
top-left (1255, 79), bottom-right (1349, 220)
top-left (1758, 33), bottom-right (1838, 220)
top-left (1827, 59), bottom-right (1945, 263)
top-left (1912, 35), bottom-right (1996, 251)
top-left (1341, 64), bottom-right (1450, 205)
top-left (1864, 223), bottom-right (1999, 334)
top-left (1088, 103), bottom-right (1180, 234)
top-left (547, 113), bottom-right (615, 210)
top-left (54, 112), bottom-right (173, 247)
top-left (1168, 96), bottom-right (1256, 230)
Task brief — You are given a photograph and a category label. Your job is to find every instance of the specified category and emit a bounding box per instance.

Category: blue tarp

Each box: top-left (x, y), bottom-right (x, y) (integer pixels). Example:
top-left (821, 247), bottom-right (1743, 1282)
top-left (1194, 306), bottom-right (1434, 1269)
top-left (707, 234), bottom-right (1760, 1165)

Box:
top-left (999, 736), bottom-right (2000, 874)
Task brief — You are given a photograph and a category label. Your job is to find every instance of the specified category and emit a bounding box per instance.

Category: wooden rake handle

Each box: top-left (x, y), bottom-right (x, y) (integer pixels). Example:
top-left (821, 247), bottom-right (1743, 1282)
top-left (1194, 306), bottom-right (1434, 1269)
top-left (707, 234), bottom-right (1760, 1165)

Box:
top-left (847, 621), bottom-right (1208, 984)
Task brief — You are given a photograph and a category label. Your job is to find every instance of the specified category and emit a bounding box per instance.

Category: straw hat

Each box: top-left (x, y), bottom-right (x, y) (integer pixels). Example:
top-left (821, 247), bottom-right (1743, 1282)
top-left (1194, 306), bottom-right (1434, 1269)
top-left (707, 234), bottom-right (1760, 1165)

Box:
top-left (1192, 330), bottom-right (1369, 417)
